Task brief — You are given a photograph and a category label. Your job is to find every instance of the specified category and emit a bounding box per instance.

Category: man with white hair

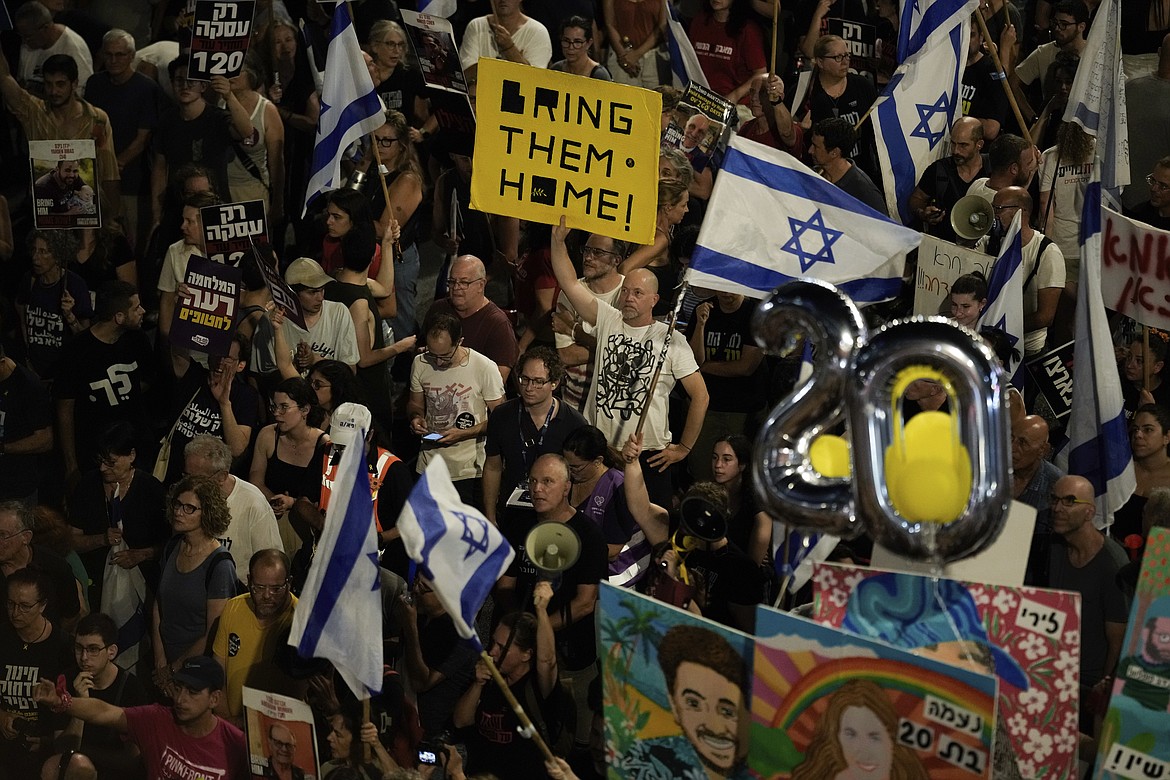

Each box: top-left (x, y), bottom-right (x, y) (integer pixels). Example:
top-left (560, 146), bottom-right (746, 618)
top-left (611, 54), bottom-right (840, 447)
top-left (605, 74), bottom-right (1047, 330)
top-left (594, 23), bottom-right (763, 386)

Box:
top-left (14, 1), bottom-right (92, 96)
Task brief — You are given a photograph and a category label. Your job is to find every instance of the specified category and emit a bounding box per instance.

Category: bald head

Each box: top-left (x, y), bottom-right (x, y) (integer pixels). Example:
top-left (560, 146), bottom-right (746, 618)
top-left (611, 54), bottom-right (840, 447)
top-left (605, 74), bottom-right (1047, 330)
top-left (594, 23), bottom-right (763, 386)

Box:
top-left (1011, 415), bottom-right (1050, 472)
top-left (1056, 474), bottom-right (1093, 502)
top-left (953, 116), bottom-right (983, 142)
top-left (619, 268), bottom-right (661, 325)
top-left (993, 186), bottom-right (1033, 228)
top-left (448, 255), bottom-right (487, 313)
top-left (951, 116), bottom-right (985, 165)
top-left (452, 255), bottom-right (485, 279)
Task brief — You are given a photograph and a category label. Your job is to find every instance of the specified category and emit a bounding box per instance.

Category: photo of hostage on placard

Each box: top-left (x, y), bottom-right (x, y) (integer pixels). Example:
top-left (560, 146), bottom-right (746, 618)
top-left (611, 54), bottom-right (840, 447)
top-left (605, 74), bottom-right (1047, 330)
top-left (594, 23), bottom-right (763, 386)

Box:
top-left (600, 584), bottom-right (755, 780)
top-left (30, 139), bottom-right (101, 229)
top-left (243, 687), bottom-right (320, 780)
top-left (401, 10), bottom-right (466, 94)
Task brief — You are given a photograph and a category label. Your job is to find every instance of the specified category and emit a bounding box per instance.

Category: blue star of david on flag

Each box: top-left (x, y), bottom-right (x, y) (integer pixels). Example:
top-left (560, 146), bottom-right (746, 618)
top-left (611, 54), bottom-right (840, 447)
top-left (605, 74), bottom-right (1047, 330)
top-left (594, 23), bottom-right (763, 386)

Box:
top-left (782, 210), bottom-right (844, 272)
top-left (911, 93), bottom-right (951, 149)
top-left (455, 510), bottom-right (490, 560)
top-left (988, 314), bottom-right (1020, 349)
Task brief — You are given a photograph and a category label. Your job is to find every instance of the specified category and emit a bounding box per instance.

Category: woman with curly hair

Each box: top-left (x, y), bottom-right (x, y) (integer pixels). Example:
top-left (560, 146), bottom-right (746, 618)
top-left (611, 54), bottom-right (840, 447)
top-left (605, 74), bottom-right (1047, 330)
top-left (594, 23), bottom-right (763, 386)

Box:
top-left (151, 474), bottom-right (238, 694)
top-left (792, 679), bottom-right (927, 780)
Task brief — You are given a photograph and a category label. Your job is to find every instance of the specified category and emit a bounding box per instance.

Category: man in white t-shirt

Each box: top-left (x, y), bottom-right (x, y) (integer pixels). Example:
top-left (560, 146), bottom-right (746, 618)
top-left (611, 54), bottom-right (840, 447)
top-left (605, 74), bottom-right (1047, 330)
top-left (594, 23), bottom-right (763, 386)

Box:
top-left (550, 217), bottom-right (709, 508)
top-left (185, 435), bottom-right (283, 583)
top-left (553, 231), bottom-right (627, 412)
top-left (977, 187), bottom-right (1065, 356)
top-left (14, 1), bottom-right (93, 96)
top-left (408, 311), bottom-right (505, 505)
top-left (1008, 0), bottom-right (1087, 123)
top-left (459, 0), bottom-right (552, 80)
top-left (280, 258), bottom-right (360, 370)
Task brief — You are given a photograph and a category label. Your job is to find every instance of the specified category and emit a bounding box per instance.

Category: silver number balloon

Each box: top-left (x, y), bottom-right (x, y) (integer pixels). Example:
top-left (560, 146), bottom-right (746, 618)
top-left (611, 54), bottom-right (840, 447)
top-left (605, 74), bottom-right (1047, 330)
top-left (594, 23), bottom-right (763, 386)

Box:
top-left (846, 317), bottom-right (1012, 562)
top-left (751, 279), bottom-right (867, 537)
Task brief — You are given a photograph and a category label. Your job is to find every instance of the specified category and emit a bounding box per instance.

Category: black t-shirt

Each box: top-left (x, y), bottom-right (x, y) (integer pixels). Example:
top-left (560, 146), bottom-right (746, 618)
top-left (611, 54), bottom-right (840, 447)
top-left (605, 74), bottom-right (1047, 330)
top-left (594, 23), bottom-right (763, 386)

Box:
top-left (805, 74), bottom-right (878, 175)
top-left (66, 665), bottom-right (149, 769)
top-left (915, 156), bottom-right (990, 241)
top-left (155, 103), bottom-right (240, 210)
top-left (961, 55), bottom-right (1010, 130)
top-left (0, 625), bottom-right (72, 733)
top-left (0, 363), bottom-right (51, 499)
top-left (1125, 202), bottom-right (1170, 232)
top-left (685, 299), bottom-right (762, 413)
top-left (484, 399), bottom-right (589, 508)
top-left (506, 512), bottom-right (607, 671)
top-left (0, 547), bottom-right (82, 632)
top-left (54, 329), bottom-right (153, 468)
top-left (84, 71), bottom-right (163, 190)
top-left (416, 613), bottom-right (478, 737)
top-left (837, 163), bottom-right (888, 216)
top-left (464, 672), bottom-right (554, 779)
top-left (166, 365), bottom-right (259, 485)
top-left (686, 542), bottom-right (766, 629)
top-left (374, 67), bottom-right (427, 127)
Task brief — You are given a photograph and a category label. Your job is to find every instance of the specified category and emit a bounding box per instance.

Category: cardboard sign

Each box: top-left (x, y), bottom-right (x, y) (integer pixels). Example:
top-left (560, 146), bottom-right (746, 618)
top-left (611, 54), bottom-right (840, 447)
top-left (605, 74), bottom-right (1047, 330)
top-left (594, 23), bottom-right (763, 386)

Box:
top-left (188, 0), bottom-right (255, 80)
top-left (401, 10), bottom-right (467, 94)
top-left (827, 18), bottom-right (877, 60)
top-left (914, 234), bottom-right (994, 316)
top-left (170, 255), bottom-right (241, 355)
top-left (29, 139), bottom-right (101, 229)
top-left (471, 59), bottom-right (661, 245)
top-left (1100, 207), bottom-right (1170, 330)
top-left (753, 607), bottom-right (998, 779)
top-left (1093, 528), bottom-right (1170, 779)
top-left (1022, 340), bottom-right (1075, 420)
top-left (813, 563), bottom-right (1082, 779)
top-left (661, 81), bottom-right (735, 159)
top-left (599, 583), bottom-right (755, 779)
top-left (201, 200), bottom-right (268, 266)
top-left (250, 238), bottom-right (306, 329)
top-left (242, 687), bottom-right (321, 779)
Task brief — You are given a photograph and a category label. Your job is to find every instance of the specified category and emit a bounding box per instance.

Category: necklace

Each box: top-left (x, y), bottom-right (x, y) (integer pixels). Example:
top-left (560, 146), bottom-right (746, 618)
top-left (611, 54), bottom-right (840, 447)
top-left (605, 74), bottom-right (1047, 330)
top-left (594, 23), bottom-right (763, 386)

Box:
top-left (22, 619), bottom-right (49, 650)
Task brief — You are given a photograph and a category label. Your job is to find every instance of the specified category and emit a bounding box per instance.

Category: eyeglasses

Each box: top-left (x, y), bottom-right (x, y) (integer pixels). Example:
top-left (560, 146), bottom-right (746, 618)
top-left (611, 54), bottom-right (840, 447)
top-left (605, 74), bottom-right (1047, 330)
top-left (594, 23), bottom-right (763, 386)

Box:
top-left (172, 500), bottom-right (202, 515)
top-left (820, 52), bottom-right (851, 62)
top-left (250, 581), bottom-right (290, 596)
top-left (446, 277), bottom-right (485, 290)
top-left (1147, 174), bottom-right (1170, 192)
top-left (377, 39), bottom-right (407, 49)
top-left (96, 455), bottom-right (123, 468)
top-left (424, 344), bottom-right (462, 367)
top-left (1051, 19), bottom-right (1077, 29)
top-left (0, 528), bottom-right (28, 542)
top-left (375, 136), bottom-right (399, 147)
top-left (7, 599), bottom-right (44, 613)
top-left (992, 204), bottom-right (1020, 212)
top-left (560, 37), bottom-right (588, 49)
top-left (270, 402), bottom-right (300, 415)
top-left (74, 643), bottom-right (110, 656)
top-left (271, 737), bottom-right (297, 751)
top-left (517, 375), bottom-right (551, 387)
top-left (1048, 494), bottom-right (1095, 508)
top-left (582, 246), bottom-right (620, 261)
top-left (309, 379), bottom-right (332, 391)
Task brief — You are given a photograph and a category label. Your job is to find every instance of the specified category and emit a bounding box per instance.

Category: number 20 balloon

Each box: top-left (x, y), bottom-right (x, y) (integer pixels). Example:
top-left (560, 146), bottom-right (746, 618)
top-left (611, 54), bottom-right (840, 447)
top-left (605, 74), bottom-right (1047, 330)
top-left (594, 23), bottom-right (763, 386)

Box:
top-left (751, 280), bottom-right (1012, 563)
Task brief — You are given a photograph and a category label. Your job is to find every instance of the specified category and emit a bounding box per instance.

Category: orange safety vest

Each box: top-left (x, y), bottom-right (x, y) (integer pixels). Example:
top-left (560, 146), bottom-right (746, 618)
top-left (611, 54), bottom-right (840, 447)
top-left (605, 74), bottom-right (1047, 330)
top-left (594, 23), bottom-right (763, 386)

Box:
top-left (319, 446), bottom-right (400, 533)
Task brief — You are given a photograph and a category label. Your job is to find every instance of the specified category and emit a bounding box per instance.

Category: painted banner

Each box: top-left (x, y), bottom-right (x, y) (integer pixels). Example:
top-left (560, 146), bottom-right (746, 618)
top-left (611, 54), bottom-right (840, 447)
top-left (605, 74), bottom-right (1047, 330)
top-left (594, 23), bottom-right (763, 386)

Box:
top-left (599, 583), bottom-right (755, 779)
top-left (29, 139), bottom-right (100, 229)
top-left (243, 687), bottom-right (322, 780)
top-left (813, 563), bottom-right (1082, 779)
top-left (170, 255), bottom-right (241, 355)
top-left (1100, 207), bottom-right (1170, 329)
top-left (400, 10), bottom-right (467, 94)
top-left (752, 606), bottom-right (998, 779)
top-left (201, 200), bottom-right (268, 266)
top-left (914, 234), bottom-right (994, 316)
top-left (250, 238), bottom-right (306, 329)
top-left (1094, 528), bottom-right (1170, 779)
top-left (472, 59), bottom-right (661, 244)
top-left (1022, 340), bottom-right (1076, 420)
top-left (188, 0), bottom-right (255, 80)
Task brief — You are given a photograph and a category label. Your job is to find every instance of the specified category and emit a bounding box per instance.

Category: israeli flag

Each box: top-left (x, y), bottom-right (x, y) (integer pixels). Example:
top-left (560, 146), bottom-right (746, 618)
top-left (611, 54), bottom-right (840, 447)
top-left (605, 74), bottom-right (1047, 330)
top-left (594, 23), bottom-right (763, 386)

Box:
top-left (398, 458), bottom-right (515, 650)
top-left (1063, 0), bottom-right (1129, 193)
top-left (417, 0), bottom-right (456, 18)
top-left (898, 0), bottom-right (981, 63)
top-left (689, 136), bottom-right (921, 302)
top-left (873, 16), bottom-right (969, 223)
top-left (302, 2), bottom-right (386, 215)
top-left (288, 418), bottom-right (383, 697)
top-left (1055, 173), bottom-right (1135, 527)
top-left (977, 211), bottom-right (1025, 380)
top-left (665, 0), bottom-right (709, 88)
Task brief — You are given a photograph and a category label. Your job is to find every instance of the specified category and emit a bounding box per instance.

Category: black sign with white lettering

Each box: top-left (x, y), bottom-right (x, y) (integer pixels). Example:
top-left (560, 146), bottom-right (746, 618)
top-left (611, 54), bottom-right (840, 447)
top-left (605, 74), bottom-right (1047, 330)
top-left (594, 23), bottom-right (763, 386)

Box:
top-left (188, 0), bottom-right (255, 80)
top-left (201, 200), bottom-right (268, 266)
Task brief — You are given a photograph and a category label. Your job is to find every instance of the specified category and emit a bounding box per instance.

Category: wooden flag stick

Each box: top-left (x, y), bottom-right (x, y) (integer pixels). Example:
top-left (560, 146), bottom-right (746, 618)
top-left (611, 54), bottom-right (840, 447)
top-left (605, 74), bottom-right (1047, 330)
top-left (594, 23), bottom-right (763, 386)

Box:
top-left (972, 10), bottom-right (1032, 147)
top-left (770, 0), bottom-right (781, 77)
top-left (635, 281), bottom-right (689, 436)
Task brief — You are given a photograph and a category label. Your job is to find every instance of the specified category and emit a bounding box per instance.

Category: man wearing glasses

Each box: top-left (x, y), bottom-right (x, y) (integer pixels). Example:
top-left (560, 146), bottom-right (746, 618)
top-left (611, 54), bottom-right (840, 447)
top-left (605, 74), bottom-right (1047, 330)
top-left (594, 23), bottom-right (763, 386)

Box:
top-left (1126, 157), bottom-right (1170, 232)
top-left (61, 613), bottom-right (149, 777)
top-left (428, 255), bottom-right (519, 383)
top-left (1008, 1), bottom-right (1088, 124)
top-left (211, 549), bottom-right (297, 726)
top-left (1042, 475), bottom-right (1128, 735)
top-left (482, 348), bottom-right (588, 535)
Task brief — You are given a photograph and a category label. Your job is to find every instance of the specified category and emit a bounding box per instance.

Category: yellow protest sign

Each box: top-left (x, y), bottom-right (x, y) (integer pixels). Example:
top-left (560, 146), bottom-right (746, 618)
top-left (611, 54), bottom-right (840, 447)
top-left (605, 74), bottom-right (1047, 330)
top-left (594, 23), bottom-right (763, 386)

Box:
top-left (471, 58), bottom-right (662, 245)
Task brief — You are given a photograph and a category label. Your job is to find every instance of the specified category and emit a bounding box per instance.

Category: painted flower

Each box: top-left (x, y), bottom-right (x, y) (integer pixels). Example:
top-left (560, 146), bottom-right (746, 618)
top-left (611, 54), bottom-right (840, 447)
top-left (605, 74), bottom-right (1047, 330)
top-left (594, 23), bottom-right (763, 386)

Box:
top-left (971, 586), bottom-right (992, 607)
top-left (1053, 649), bottom-right (1077, 672)
top-left (1018, 687), bottom-right (1049, 715)
top-left (1017, 632), bottom-right (1046, 660)
top-left (828, 587), bottom-right (849, 608)
top-left (1063, 628), bottom-right (1079, 647)
top-left (1054, 667), bottom-right (1077, 703)
top-left (1054, 725), bottom-right (1078, 753)
top-left (1006, 712), bottom-right (1029, 736)
top-left (1016, 758), bottom-right (1038, 779)
top-left (1023, 728), bottom-right (1054, 762)
top-left (993, 588), bottom-right (1018, 614)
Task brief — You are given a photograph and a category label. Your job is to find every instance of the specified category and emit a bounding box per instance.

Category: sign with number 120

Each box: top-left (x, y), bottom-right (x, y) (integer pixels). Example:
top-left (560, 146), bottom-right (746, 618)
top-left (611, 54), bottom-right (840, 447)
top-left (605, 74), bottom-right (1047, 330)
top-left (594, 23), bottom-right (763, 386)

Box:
top-left (188, 0), bottom-right (255, 80)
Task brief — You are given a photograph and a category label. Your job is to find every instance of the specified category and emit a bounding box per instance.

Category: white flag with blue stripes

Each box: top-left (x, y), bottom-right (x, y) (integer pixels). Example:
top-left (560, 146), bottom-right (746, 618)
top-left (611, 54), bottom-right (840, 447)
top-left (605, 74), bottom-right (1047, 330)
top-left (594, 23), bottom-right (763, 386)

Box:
top-left (1062, 0), bottom-right (1128, 193)
top-left (302, 2), bottom-right (386, 215)
top-left (416, 0), bottom-right (456, 18)
top-left (689, 135), bottom-right (920, 301)
top-left (898, 0), bottom-right (980, 62)
top-left (665, 0), bottom-right (709, 88)
top-left (977, 211), bottom-right (1024, 380)
top-left (1055, 173), bottom-right (1135, 526)
top-left (288, 420), bottom-right (383, 697)
top-left (397, 458), bottom-right (515, 650)
top-left (873, 8), bottom-right (973, 223)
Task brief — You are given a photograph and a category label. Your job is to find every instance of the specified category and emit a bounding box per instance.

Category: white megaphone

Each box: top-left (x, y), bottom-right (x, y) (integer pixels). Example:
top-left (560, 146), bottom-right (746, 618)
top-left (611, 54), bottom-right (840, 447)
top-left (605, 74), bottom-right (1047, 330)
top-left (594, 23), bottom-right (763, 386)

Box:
top-left (524, 521), bottom-right (581, 578)
top-left (950, 194), bottom-right (995, 241)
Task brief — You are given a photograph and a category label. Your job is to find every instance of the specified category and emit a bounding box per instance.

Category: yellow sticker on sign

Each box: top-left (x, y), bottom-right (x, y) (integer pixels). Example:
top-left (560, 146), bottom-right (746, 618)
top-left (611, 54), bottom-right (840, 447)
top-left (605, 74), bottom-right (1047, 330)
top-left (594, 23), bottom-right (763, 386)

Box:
top-left (471, 58), bottom-right (662, 245)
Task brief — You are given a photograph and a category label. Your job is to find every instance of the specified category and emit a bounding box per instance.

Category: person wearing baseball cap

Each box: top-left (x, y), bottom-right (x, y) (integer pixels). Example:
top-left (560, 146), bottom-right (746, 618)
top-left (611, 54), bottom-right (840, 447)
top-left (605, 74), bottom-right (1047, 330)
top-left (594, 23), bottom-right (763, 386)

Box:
top-left (34, 655), bottom-right (247, 778)
top-left (273, 258), bottom-right (360, 376)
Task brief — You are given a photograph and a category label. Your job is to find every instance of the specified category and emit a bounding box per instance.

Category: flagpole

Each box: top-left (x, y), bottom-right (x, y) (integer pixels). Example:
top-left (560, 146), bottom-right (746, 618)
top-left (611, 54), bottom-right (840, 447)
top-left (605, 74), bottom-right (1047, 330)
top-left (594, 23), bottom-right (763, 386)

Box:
top-left (972, 11), bottom-right (1032, 147)
top-left (370, 139), bottom-right (403, 262)
top-left (478, 651), bottom-right (557, 763)
top-left (769, 0), bottom-right (780, 76)
top-left (1144, 325), bottom-right (1152, 392)
top-left (634, 281), bottom-right (689, 437)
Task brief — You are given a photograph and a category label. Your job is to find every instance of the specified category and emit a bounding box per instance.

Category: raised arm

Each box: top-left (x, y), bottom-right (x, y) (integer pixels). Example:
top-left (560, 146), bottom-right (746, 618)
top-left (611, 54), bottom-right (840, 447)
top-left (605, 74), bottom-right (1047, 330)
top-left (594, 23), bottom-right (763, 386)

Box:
top-left (550, 217), bottom-right (599, 326)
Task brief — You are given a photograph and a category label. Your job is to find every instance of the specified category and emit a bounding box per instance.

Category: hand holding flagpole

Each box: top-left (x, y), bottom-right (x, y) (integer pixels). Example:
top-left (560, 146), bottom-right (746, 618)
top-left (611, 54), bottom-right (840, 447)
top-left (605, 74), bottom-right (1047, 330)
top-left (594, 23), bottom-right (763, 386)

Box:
top-left (971, 11), bottom-right (1032, 146)
top-left (635, 280), bottom-right (690, 436)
